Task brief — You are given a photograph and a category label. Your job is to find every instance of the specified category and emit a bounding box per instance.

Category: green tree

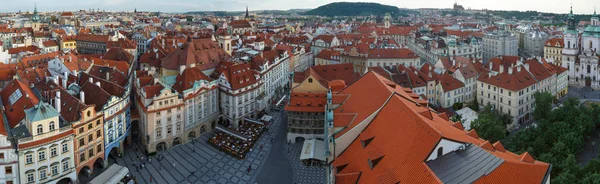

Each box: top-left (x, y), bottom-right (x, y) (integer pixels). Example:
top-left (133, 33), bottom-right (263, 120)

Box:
top-left (533, 92), bottom-right (554, 120)
top-left (471, 107), bottom-right (506, 142)
top-left (469, 95), bottom-right (480, 111)
top-left (450, 114), bottom-right (463, 123)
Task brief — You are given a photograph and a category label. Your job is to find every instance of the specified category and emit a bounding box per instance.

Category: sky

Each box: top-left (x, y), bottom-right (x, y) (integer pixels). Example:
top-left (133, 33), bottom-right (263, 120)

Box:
top-left (1, 0), bottom-right (599, 14)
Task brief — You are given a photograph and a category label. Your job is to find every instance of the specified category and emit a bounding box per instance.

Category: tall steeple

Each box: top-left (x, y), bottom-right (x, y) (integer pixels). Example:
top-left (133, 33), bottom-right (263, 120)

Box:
top-left (31, 3), bottom-right (40, 22)
top-left (567, 5), bottom-right (576, 30)
top-left (245, 5), bottom-right (249, 18)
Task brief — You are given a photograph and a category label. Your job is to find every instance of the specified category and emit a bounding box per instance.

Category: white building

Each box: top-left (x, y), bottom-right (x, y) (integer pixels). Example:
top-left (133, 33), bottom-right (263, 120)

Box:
top-left (482, 31), bottom-right (518, 63)
top-left (0, 118), bottom-right (19, 184)
top-left (564, 8), bottom-right (600, 89)
top-left (215, 61), bottom-right (264, 127)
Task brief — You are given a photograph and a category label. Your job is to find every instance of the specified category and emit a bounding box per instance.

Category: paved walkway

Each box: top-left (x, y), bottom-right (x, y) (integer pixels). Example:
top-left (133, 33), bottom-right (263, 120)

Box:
top-left (285, 141), bottom-right (326, 184)
top-left (255, 110), bottom-right (294, 184)
top-left (114, 112), bottom-right (284, 184)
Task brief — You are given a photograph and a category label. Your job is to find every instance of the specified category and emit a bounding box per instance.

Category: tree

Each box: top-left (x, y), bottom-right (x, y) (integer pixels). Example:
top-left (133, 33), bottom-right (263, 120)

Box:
top-left (452, 102), bottom-right (463, 111)
top-left (471, 108), bottom-right (506, 142)
top-left (469, 95), bottom-right (480, 112)
top-left (450, 114), bottom-right (463, 123)
top-left (533, 92), bottom-right (553, 120)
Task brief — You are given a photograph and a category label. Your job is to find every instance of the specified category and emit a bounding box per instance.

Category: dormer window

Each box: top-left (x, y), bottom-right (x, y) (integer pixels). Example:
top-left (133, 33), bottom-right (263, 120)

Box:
top-left (37, 125), bottom-right (43, 135)
top-left (308, 78), bottom-right (313, 83)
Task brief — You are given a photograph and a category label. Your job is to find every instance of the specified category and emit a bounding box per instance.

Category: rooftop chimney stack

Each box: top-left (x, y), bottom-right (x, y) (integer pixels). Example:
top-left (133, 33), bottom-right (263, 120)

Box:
top-left (508, 67), bottom-right (513, 74)
top-left (95, 81), bottom-right (101, 87)
top-left (80, 91), bottom-right (85, 104)
top-left (55, 91), bottom-right (61, 113)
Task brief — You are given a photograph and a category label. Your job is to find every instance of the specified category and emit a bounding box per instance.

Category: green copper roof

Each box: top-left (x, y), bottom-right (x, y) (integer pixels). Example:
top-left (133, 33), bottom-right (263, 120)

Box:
top-left (25, 103), bottom-right (60, 122)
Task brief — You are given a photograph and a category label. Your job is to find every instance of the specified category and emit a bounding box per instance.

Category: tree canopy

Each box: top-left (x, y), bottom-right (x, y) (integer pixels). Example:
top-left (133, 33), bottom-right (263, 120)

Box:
top-left (471, 105), bottom-right (507, 142)
top-left (504, 97), bottom-right (600, 183)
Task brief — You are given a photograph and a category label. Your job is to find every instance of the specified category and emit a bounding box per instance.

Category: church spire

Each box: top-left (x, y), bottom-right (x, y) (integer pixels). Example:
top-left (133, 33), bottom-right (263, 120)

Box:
top-left (245, 5), bottom-right (249, 18)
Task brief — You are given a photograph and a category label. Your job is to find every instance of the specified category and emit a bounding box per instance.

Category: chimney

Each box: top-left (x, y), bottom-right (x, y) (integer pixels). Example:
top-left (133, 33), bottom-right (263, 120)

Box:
top-left (452, 59), bottom-right (456, 66)
top-left (106, 71), bottom-right (110, 81)
top-left (155, 52), bottom-right (158, 59)
top-left (488, 62), bottom-right (493, 70)
top-left (55, 91), bottom-right (61, 113)
top-left (162, 38), bottom-right (165, 46)
top-left (179, 65), bottom-right (186, 75)
top-left (95, 81), bottom-right (101, 87)
top-left (508, 67), bottom-right (513, 74)
top-left (63, 71), bottom-right (68, 87)
top-left (428, 72), bottom-right (432, 78)
top-left (517, 66), bottom-right (522, 72)
top-left (524, 63), bottom-right (530, 71)
top-left (73, 70), bottom-right (78, 77)
top-left (499, 66), bottom-right (504, 74)
top-left (88, 77), bottom-right (93, 84)
top-left (80, 91), bottom-right (85, 104)
top-left (488, 72), bottom-right (492, 78)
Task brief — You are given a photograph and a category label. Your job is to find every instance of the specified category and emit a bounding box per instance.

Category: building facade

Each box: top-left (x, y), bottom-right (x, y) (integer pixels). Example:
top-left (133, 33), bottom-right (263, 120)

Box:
top-left (482, 31), bottom-right (518, 63)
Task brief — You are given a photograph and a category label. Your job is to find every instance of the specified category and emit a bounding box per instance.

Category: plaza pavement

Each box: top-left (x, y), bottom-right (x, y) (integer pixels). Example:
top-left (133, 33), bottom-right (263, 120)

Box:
top-left (115, 111), bottom-right (284, 184)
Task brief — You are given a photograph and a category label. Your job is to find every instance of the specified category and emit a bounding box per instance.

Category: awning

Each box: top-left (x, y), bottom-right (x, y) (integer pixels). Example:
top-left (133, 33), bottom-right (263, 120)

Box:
top-left (260, 115), bottom-right (272, 122)
top-left (244, 118), bottom-right (264, 125)
top-left (216, 125), bottom-right (248, 141)
top-left (90, 164), bottom-right (130, 184)
top-left (300, 139), bottom-right (326, 161)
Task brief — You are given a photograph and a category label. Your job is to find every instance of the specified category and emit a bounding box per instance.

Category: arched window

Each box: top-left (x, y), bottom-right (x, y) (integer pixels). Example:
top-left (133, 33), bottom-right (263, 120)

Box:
top-left (590, 41), bottom-right (594, 49)
top-left (49, 122), bottom-right (55, 131)
top-left (588, 65), bottom-right (591, 74)
top-left (37, 125), bottom-right (43, 135)
top-left (437, 147), bottom-right (444, 157)
top-left (568, 41), bottom-right (571, 49)
top-left (308, 78), bottom-right (313, 83)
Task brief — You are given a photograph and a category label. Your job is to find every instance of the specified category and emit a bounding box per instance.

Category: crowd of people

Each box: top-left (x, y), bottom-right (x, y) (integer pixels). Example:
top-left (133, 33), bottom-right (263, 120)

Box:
top-left (208, 121), bottom-right (267, 159)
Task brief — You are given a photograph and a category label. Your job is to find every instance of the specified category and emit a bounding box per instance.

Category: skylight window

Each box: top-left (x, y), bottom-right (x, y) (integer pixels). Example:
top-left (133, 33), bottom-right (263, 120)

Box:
top-left (8, 90), bottom-right (23, 105)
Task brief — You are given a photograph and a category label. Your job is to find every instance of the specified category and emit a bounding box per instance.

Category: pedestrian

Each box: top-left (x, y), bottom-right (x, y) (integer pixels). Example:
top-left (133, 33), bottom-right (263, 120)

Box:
top-left (150, 176), bottom-right (153, 183)
top-left (247, 166), bottom-right (251, 173)
top-left (260, 144), bottom-right (263, 150)
top-left (149, 157), bottom-right (152, 162)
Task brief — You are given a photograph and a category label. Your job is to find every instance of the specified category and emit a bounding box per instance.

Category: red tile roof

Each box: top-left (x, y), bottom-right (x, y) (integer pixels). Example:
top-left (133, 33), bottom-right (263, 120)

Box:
top-left (161, 38), bottom-right (230, 71)
top-left (332, 71), bottom-right (550, 184)
top-left (545, 37), bottom-right (564, 47)
top-left (285, 92), bottom-right (327, 112)
top-left (171, 66), bottom-right (212, 94)
top-left (0, 80), bottom-right (40, 128)
top-left (437, 73), bottom-right (464, 92)
top-left (42, 40), bottom-right (59, 47)
top-left (8, 45), bottom-right (40, 55)
top-left (212, 61), bottom-right (259, 90)
top-left (76, 34), bottom-right (109, 43)
top-left (367, 48), bottom-right (418, 59)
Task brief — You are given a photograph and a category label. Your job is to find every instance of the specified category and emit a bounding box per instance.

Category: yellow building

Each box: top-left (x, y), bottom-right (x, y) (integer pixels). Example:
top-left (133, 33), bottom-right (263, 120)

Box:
top-left (59, 35), bottom-right (77, 50)
top-left (544, 37), bottom-right (563, 65)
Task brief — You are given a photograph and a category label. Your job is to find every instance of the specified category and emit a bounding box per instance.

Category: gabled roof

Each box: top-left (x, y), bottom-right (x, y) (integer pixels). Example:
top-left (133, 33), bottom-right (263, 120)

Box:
top-left (161, 38), bottom-right (230, 71)
top-left (332, 71), bottom-right (550, 184)
top-left (76, 34), bottom-right (109, 43)
top-left (285, 92), bottom-right (327, 112)
top-left (294, 63), bottom-right (360, 87)
top-left (0, 80), bottom-right (40, 128)
top-left (212, 61), bottom-right (258, 90)
top-left (437, 73), bottom-right (464, 92)
top-left (171, 66), bottom-right (212, 94)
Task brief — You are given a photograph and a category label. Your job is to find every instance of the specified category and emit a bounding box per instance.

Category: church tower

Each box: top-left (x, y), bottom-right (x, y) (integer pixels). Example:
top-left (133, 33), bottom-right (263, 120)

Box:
top-left (563, 6), bottom-right (580, 79)
top-left (384, 13), bottom-right (391, 28)
top-left (592, 9), bottom-right (599, 26)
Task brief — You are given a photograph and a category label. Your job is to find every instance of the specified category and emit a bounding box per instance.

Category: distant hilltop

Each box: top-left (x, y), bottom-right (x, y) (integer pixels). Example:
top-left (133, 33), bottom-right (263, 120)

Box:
top-left (303, 2), bottom-right (414, 17)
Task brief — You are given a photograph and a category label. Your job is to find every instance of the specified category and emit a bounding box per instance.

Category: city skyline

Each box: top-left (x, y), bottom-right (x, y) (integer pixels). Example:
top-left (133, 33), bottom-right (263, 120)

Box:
top-left (2, 0), bottom-right (599, 14)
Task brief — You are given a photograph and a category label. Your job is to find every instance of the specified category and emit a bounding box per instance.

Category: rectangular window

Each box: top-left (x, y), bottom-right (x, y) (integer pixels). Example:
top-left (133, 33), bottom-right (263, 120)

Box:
top-left (62, 161), bottom-right (69, 172)
top-left (38, 151), bottom-right (46, 161)
top-left (79, 138), bottom-right (85, 147)
top-left (80, 153), bottom-right (85, 162)
top-left (51, 147), bottom-right (57, 157)
top-left (88, 134), bottom-right (93, 143)
top-left (27, 173), bottom-right (34, 182)
top-left (88, 123), bottom-right (93, 130)
top-left (62, 144), bottom-right (68, 153)
top-left (52, 165), bottom-right (58, 175)
top-left (6, 166), bottom-right (12, 174)
top-left (26, 154), bottom-right (33, 164)
top-left (97, 145), bottom-right (102, 152)
top-left (97, 130), bottom-right (101, 138)
top-left (89, 148), bottom-right (94, 158)
top-left (167, 127), bottom-right (172, 134)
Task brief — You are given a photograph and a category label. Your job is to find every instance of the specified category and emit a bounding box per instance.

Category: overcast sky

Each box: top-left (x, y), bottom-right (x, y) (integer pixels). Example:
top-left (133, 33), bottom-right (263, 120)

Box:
top-left (2, 0), bottom-right (599, 14)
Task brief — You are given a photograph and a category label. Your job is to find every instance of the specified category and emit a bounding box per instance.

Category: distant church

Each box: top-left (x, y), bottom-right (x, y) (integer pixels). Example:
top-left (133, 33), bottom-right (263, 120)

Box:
top-left (453, 1), bottom-right (465, 11)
